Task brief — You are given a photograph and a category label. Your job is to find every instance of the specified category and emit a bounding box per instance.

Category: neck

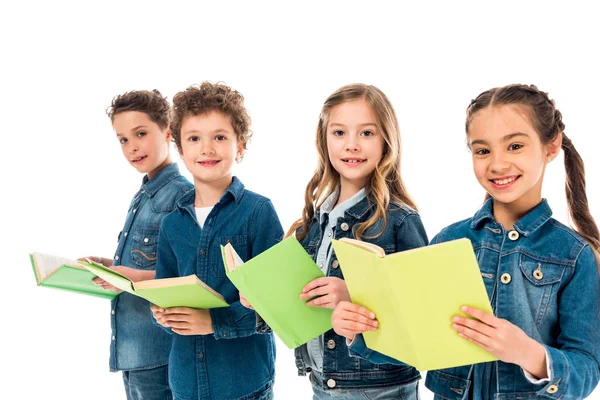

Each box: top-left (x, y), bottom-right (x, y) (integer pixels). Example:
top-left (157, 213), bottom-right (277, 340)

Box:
top-left (492, 192), bottom-right (543, 230)
top-left (193, 174), bottom-right (233, 208)
top-left (336, 180), bottom-right (364, 208)
top-left (147, 156), bottom-right (173, 180)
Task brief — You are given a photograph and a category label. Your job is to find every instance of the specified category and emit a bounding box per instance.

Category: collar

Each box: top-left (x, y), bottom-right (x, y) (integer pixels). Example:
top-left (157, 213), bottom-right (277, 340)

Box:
top-left (141, 163), bottom-right (181, 198)
top-left (470, 198), bottom-right (553, 237)
top-left (318, 188), bottom-right (366, 225)
top-left (177, 176), bottom-right (245, 209)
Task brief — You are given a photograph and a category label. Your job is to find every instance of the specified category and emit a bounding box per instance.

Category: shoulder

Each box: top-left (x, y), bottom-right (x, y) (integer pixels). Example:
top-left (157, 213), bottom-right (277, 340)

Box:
top-left (431, 217), bottom-right (473, 244)
top-left (238, 189), bottom-right (274, 210)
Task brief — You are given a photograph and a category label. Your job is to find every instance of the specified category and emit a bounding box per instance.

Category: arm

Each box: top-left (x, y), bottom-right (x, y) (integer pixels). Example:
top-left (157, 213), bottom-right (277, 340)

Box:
top-left (150, 220), bottom-right (179, 334)
top-left (210, 199), bottom-right (284, 339)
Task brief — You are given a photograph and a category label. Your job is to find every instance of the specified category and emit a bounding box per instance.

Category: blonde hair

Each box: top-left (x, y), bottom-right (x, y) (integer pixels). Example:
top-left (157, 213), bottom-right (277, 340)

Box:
top-left (287, 83), bottom-right (417, 241)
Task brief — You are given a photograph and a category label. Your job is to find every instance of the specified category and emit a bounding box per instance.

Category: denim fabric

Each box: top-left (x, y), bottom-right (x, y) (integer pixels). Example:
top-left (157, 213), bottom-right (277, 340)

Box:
top-left (122, 365), bottom-right (172, 400)
top-left (351, 198), bottom-right (600, 399)
top-left (110, 163), bottom-right (193, 371)
top-left (310, 371), bottom-right (420, 399)
top-left (154, 177), bottom-right (283, 400)
top-left (295, 195), bottom-right (428, 393)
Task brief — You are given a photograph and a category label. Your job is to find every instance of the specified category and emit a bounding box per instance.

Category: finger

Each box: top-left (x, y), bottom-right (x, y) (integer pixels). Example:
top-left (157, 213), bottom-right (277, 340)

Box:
top-left (452, 323), bottom-right (492, 347)
top-left (150, 305), bottom-right (165, 313)
top-left (461, 306), bottom-right (499, 327)
top-left (170, 328), bottom-right (193, 336)
top-left (336, 318), bottom-right (378, 333)
top-left (341, 311), bottom-right (379, 328)
top-left (163, 307), bottom-right (193, 315)
top-left (302, 277), bottom-right (330, 293)
top-left (164, 314), bottom-right (193, 323)
top-left (457, 331), bottom-right (489, 351)
top-left (92, 277), bottom-right (106, 284)
top-left (306, 295), bottom-right (334, 308)
top-left (452, 315), bottom-right (495, 338)
top-left (164, 320), bottom-right (191, 329)
top-left (300, 285), bottom-right (331, 299)
top-left (339, 302), bottom-right (376, 320)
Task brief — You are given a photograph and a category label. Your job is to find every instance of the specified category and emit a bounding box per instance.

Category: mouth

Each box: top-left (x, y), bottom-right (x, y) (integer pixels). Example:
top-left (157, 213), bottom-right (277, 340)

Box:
top-left (132, 155), bottom-right (147, 163)
top-left (489, 175), bottom-right (520, 188)
top-left (341, 158), bottom-right (366, 166)
top-left (197, 160), bottom-right (220, 167)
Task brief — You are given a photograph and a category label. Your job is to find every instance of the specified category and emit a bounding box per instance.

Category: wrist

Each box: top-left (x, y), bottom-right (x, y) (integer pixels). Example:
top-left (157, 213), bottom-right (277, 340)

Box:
top-left (519, 339), bottom-right (548, 379)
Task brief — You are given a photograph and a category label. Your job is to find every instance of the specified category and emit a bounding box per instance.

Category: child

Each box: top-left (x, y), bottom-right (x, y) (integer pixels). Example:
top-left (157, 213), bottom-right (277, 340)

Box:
top-left (288, 83), bottom-right (429, 399)
top-left (149, 82), bottom-right (283, 400)
top-left (332, 84), bottom-right (600, 399)
top-left (83, 90), bottom-right (193, 400)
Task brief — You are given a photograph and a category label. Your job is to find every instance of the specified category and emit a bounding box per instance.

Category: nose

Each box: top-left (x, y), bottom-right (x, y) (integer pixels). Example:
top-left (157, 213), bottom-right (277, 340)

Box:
top-left (199, 140), bottom-right (215, 155)
top-left (344, 133), bottom-right (360, 152)
top-left (489, 152), bottom-right (510, 174)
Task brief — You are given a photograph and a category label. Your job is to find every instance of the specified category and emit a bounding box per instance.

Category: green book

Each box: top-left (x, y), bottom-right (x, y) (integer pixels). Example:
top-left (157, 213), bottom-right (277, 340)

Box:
top-left (30, 252), bottom-right (119, 300)
top-left (82, 262), bottom-right (229, 309)
top-left (332, 238), bottom-right (497, 371)
top-left (221, 236), bottom-right (333, 349)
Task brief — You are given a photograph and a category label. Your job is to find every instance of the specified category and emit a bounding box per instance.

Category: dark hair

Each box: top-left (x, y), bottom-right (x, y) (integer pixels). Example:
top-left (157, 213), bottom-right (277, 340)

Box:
top-left (170, 82), bottom-right (252, 154)
top-left (107, 89), bottom-right (170, 130)
top-left (466, 83), bottom-right (600, 262)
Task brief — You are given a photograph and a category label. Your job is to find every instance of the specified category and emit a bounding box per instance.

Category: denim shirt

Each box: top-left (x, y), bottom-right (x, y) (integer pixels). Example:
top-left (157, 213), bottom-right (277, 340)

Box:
top-left (110, 163), bottom-right (193, 371)
top-left (294, 194), bottom-right (429, 390)
top-left (350, 198), bottom-right (600, 400)
top-left (154, 177), bottom-right (283, 400)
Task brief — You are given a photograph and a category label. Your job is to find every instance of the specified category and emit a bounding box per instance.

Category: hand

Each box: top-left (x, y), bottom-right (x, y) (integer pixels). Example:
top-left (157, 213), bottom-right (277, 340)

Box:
top-left (78, 255), bottom-right (113, 267)
top-left (239, 292), bottom-right (254, 310)
top-left (299, 277), bottom-right (351, 309)
top-left (151, 305), bottom-right (169, 327)
top-left (452, 306), bottom-right (548, 379)
top-left (332, 301), bottom-right (379, 341)
top-left (156, 307), bottom-right (214, 335)
top-left (90, 265), bottom-right (150, 293)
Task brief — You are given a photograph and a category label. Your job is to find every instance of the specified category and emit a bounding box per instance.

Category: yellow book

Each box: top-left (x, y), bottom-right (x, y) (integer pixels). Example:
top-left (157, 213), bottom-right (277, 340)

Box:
top-left (332, 238), bottom-right (497, 371)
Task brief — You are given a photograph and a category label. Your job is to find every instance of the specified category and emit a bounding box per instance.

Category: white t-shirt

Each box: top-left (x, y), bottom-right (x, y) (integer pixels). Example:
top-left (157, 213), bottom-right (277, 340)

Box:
top-left (194, 206), bottom-right (214, 228)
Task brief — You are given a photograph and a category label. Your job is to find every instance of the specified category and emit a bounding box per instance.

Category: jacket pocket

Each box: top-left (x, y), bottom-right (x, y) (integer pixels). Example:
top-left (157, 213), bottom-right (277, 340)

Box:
top-left (130, 227), bottom-right (159, 269)
top-left (519, 253), bottom-right (567, 327)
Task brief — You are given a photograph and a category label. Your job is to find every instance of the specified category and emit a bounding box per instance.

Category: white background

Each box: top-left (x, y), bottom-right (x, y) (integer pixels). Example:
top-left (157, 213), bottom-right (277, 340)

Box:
top-left (2, 1), bottom-right (599, 399)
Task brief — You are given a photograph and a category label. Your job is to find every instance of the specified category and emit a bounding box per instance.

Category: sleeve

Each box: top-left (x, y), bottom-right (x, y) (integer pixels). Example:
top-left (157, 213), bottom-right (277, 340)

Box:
top-left (529, 245), bottom-right (600, 399)
top-left (150, 218), bottom-right (178, 334)
top-left (347, 213), bottom-right (429, 366)
top-left (210, 199), bottom-right (284, 339)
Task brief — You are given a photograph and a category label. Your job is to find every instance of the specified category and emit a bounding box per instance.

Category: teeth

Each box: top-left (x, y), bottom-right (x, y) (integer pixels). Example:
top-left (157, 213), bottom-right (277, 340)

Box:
top-left (343, 159), bottom-right (363, 163)
top-left (493, 177), bottom-right (516, 185)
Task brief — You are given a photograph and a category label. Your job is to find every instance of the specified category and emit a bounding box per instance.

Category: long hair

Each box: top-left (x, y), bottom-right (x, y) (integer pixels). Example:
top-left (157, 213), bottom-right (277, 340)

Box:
top-left (466, 84), bottom-right (600, 265)
top-left (287, 84), bottom-right (417, 241)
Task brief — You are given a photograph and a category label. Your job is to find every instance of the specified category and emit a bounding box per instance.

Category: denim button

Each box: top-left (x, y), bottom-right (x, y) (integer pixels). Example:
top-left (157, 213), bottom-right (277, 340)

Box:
top-left (501, 273), bottom-right (511, 284)
top-left (200, 250), bottom-right (205, 256)
top-left (547, 384), bottom-right (558, 394)
top-left (124, 232), bottom-right (128, 237)
top-left (533, 270), bottom-right (544, 280)
top-left (144, 238), bottom-right (149, 243)
top-left (508, 230), bottom-right (519, 240)
top-left (340, 223), bottom-right (349, 232)
top-left (133, 208), bottom-right (137, 213)
top-left (327, 339), bottom-right (336, 349)
top-left (198, 353), bottom-right (204, 360)
top-left (326, 379), bottom-right (336, 388)
top-left (332, 260), bottom-right (339, 269)
top-left (327, 231), bottom-right (332, 237)
top-left (111, 310), bottom-right (115, 315)
top-left (112, 335), bottom-right (115, 340)
top-left (115, 255), bottom-right (120, 261)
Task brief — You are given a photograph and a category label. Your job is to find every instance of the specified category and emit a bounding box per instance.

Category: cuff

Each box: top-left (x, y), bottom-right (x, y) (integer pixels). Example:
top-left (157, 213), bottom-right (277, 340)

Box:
top-left (523, 348), bottom-right (552, 384)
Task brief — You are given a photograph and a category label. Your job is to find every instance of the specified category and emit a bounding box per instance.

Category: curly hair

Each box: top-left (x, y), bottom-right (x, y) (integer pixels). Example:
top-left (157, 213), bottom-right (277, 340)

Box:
top-left (106, 89), bottom-right (170, 130)
top-left (170, 82), bottom-right (252, 153)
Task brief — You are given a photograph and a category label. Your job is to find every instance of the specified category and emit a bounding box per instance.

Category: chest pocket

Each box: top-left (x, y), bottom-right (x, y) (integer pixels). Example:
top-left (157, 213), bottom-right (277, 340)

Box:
top-left (130, 227), bottom-right (159, 269)
top-left (213, 235), bottom-right (249, 277)
top-left (519, 253), bottom-right (567, 327)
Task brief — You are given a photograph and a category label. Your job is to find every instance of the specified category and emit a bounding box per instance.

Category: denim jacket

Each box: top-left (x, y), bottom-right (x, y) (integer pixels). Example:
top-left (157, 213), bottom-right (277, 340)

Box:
top-left (295, 195), bottom-right (429, 391)
top-left (351, 198), bottom-right (600, 399)
top-left (110, 163), bottom-right (193, 371)
top-left (154, 177), bottom-right (283, 400)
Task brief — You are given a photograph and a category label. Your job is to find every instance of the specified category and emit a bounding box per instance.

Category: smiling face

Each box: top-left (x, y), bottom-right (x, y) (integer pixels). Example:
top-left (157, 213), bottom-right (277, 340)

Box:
top-left (178, 111), bottom-right (244, 188)
top-left (468, 104), bottom-right (560, 216)
top-left (113, 111), bottom-right (172, 179)
top-left (326, 98), bottom-right (385, 194)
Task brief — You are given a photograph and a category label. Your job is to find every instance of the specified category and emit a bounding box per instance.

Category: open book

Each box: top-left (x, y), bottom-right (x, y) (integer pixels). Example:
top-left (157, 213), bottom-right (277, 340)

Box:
top-left (82, 262), bottom-right (228, 309)
top-left (332, 238), bottom-right (497, 371)
top-left (221, 236), bottom-right (333, 348)
top-left (30, 252), bottom-right (119, 300)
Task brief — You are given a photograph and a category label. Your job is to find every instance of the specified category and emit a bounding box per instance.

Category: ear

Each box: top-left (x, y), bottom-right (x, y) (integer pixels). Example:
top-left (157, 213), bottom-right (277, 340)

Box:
top-left (545, 133), bottom-right (562, 163)
top-left (165, 129), bottom-right (173, 143)
top-left (236, 142), bottom-right (246, 163)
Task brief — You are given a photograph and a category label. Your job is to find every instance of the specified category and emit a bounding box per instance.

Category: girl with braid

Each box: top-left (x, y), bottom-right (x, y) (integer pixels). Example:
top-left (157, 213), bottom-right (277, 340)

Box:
top-left (332, 84), bottom-right (600, 399)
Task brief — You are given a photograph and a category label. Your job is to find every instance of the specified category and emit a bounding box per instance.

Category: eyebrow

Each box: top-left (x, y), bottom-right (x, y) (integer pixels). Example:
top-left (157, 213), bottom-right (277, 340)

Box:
top-left (182, 129), bottom-right (232, 135)
top-left (470, 132), bottom-right (530, 146)
top-left (116, 125), bottom-right (148, 137)
top-left (328, 122), bottom-right (377, 129)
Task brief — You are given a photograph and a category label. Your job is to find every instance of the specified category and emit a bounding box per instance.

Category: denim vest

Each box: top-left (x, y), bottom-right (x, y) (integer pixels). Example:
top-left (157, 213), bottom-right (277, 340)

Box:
top-left (294, 196), bottom-right (429, 390)
top-left (110, 163), bottom-right (193, 371)
top-left (154, 177), bottom-right (284, 400)
top-left (347, 199), bottom-right (600, 399)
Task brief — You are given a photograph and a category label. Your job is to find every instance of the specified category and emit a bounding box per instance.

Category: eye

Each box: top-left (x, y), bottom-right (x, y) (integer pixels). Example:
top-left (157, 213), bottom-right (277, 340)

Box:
top-left (474, 148), bottom-right (490, 155)
top-left (136, 131), bottom-right (146, 137)
top-left (508, 143), bottom-right (523, 151)
top-left (332, 130), bottom-right (345, 137)
top-left (361, 130), bottom-right (374, 137)
top-left (119, 137), bottom-right (127, 145)
top-left (188, 135), bottom-right (200, 142)
top-left (215, 135), bottom-right (226, 141)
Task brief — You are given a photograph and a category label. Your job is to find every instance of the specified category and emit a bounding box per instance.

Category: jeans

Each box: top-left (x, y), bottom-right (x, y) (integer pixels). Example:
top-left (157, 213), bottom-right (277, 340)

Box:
top-left (122, 365), bottom-right (172, 400)
top-left (310, 372), bottom-right (419, 400)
